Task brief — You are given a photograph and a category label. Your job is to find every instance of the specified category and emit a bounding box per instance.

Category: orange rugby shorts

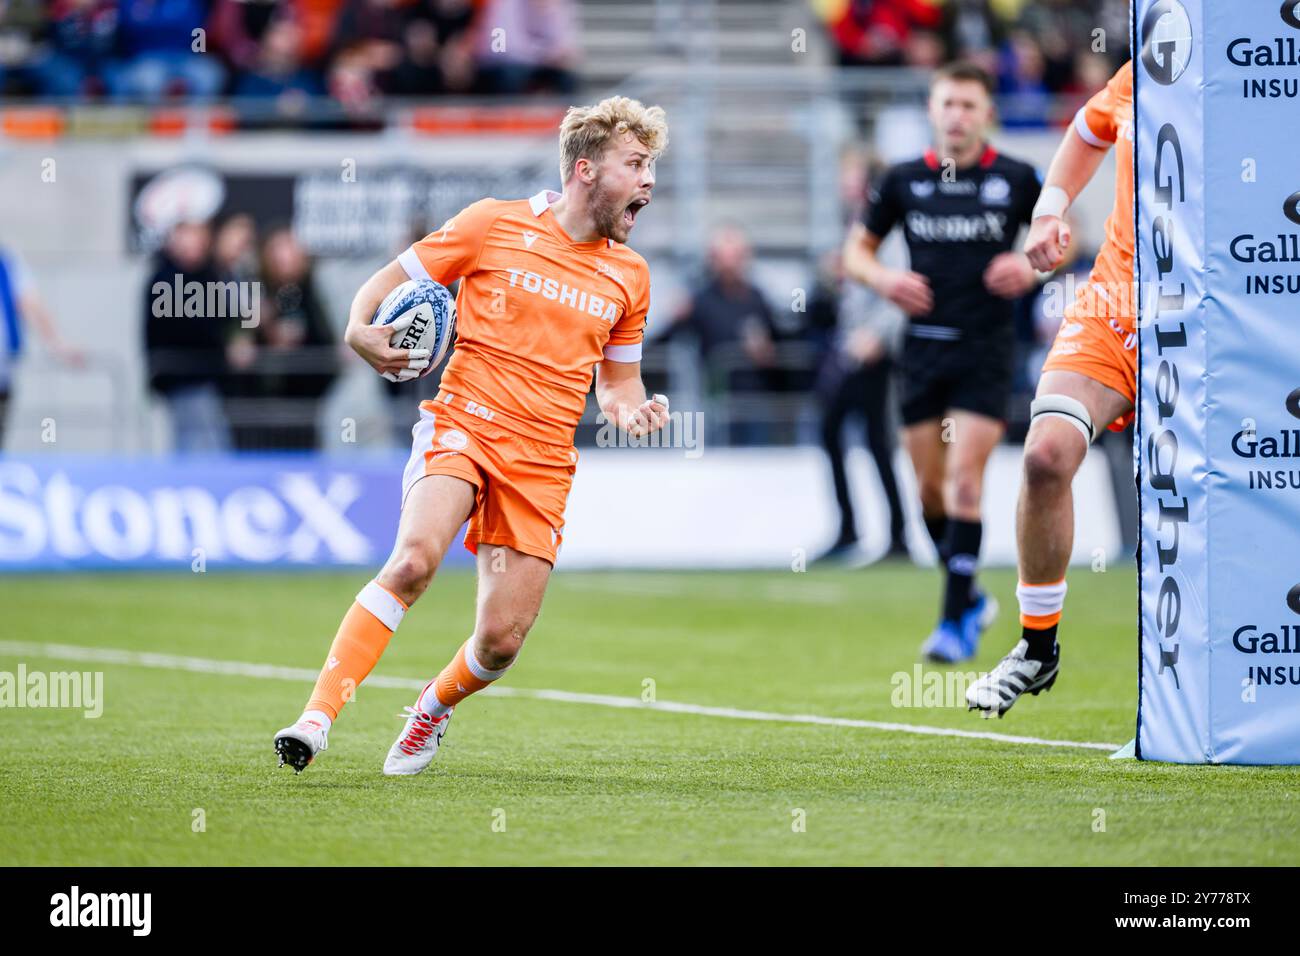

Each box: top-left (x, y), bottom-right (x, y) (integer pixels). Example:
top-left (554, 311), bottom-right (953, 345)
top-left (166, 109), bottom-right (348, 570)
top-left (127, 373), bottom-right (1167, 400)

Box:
top-left (400, 395), bottom-right (577, 565)
top-left (1040, 278), bottom-right (1138, 433)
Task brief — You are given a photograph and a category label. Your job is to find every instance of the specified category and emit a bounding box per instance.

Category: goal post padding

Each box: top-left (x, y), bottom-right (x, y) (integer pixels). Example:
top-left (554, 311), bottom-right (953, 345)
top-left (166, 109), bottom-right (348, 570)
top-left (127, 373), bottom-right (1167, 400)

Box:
top-left (1135, 0), bottom-right (1300, 762)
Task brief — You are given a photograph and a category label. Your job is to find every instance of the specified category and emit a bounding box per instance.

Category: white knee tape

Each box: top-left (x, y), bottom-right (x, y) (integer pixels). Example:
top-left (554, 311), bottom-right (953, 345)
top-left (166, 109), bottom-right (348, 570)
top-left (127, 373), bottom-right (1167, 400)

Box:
top-left (1030, 394), bottom-right (1095, 445)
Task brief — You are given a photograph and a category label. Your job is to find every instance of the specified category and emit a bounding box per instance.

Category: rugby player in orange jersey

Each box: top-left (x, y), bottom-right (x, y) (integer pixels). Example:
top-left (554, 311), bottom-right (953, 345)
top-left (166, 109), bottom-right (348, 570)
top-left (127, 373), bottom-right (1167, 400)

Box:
top-left (967, 61), bottom-right (1138, 717)
top-left (273, 97), bottom-right (670, 774)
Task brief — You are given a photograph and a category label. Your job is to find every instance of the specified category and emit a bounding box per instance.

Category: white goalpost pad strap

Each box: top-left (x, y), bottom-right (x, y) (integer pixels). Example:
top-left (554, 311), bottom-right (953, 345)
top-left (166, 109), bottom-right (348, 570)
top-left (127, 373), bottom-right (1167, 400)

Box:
top-left (1030, 393), bottom-right (1095, 445)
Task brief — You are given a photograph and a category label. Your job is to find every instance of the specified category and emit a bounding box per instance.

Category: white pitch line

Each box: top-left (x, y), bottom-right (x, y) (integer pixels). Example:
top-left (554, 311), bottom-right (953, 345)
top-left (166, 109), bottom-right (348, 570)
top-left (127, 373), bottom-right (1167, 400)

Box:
top-left (0, 640), bottom-right (1119, 752)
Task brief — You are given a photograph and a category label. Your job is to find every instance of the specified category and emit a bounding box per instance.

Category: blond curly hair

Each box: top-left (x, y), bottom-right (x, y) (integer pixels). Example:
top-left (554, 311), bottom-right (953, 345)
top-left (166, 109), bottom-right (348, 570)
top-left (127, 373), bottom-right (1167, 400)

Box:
top-left (558, 96), bottom-right (668, 183)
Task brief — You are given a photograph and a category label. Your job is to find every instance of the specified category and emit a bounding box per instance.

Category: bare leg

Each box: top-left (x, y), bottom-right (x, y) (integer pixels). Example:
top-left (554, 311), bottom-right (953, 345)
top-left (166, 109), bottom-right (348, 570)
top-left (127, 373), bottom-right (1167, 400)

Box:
top-left (942, 410), bottom-right (1004, 522)
top-left (1017, 371), bottom-right (1132, 585)
top-left (903, 419), bottom-right (947, 552)
top-left (376, 475), bottom-right (478, 607)
top-left (470, 544), bottom-right (554, 669)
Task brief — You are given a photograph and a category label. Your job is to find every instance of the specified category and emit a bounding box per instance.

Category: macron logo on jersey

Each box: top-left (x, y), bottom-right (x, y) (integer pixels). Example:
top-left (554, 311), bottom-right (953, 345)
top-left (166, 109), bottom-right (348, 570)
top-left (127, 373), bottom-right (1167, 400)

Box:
top-left (522, 230), bottom-right (539, 249)
top-left (507, 268), bottom-right (622, 323)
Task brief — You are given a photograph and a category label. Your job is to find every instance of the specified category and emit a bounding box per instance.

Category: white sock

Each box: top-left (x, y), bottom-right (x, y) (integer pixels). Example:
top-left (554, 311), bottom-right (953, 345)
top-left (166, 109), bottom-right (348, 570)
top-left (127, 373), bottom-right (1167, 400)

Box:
top-left (415, 642), bottom-right (512, 718)
top-left (415, 679), bottom-right (451, 719)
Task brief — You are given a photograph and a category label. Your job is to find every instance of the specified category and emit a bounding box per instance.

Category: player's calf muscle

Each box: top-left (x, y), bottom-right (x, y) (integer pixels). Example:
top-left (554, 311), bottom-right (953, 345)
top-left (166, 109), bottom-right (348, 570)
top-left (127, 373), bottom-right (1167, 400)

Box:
top-left (943, 469), bottom-right (984, 517)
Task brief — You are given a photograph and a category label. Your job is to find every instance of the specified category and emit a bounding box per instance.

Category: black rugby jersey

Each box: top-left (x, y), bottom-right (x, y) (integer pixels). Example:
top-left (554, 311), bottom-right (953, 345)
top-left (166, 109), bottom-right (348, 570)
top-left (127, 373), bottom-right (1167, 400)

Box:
top-left (864, 145), bottom-right (1041, 342)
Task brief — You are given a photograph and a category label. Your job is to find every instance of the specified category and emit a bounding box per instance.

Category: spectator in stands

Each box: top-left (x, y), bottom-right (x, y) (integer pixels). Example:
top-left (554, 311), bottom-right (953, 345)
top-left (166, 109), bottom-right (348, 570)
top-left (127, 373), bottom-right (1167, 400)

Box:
top-left (425, 0), bottom-right (475, 46)
top-left (108, 0), bottom-right (226, 102)
top-left (325, 0), bottom-right (406, 107)
top-left (995, 29), bottom-right (1051, 128)
top-left (217, 214), bottom-right (260, 443)
top-left (209, 0), bottom-right (281, 76)
top-left (19, 0), bottom-right (119, 98)
top-left (901, 28), bottom-right (946, 71)
top-left (828, 0), bottom-right (943, 68)
top-left (379, 0), bottom-right (476, 96)
top-left (816, 0), bottom-right (1126, 125)
top-left (0, 241), bottom-right (86, 449)
top-left (0, 1), bottom-right (46, 96)
top-left (474, 0), bottom-right (577, 95)
top-left (936, 0), bottom-right (1004, 75)
top-left (209, 0), bottom-right (343, 75)
top-left (812, 250), bottom-right (908, 563)
top-left (230, 12), bottom-right (325, 99)
top-left (143, 219), bottom-right (234, 453)
top-left (668, 225), bottom-right (779, 446)
top-left (212, 212), bottom-right (259, 283)
top-left (244, 225), bottom-right (338, 450)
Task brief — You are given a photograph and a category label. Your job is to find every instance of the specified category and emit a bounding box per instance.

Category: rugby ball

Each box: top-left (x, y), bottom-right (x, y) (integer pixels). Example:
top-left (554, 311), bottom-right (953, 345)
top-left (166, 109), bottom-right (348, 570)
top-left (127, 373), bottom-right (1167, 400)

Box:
top-left (371, 278), bottom-right (457, 382)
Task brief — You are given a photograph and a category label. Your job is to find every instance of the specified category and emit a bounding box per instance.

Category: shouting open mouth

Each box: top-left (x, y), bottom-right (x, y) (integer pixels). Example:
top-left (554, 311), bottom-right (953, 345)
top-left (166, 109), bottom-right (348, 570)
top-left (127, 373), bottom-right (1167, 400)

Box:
top-left (623, 197), bottom-right (650, 231)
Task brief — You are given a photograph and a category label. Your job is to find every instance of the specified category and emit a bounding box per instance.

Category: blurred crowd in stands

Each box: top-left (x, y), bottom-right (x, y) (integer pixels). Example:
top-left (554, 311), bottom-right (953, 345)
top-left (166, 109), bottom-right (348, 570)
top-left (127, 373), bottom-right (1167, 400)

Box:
top-left (0, 0), bottom-right (579, 104)
top-left (2, 1), bottom-right (1118, 456)
top-left (818, 0), bottom-right (1128, 126)
top-left (143, 214), bottom-right (344, 452)
top-left (2, 1), bottom-right (1128, 120)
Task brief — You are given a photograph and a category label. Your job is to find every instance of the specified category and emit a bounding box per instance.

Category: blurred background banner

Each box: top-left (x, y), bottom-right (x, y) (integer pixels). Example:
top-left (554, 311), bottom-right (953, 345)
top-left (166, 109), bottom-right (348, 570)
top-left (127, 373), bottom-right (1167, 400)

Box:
top-left (0, 0), bottom-right (1135, 570)
top-left (0, 444), bottom-right (1121, 571)
top-left (0, 453), bottom-right (443, 569)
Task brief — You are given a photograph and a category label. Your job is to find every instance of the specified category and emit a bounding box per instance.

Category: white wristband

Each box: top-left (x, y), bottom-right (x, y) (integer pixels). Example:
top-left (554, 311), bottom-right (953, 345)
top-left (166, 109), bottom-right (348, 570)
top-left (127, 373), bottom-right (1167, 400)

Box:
top-left (1032, 185), bottom-right (1070, 220)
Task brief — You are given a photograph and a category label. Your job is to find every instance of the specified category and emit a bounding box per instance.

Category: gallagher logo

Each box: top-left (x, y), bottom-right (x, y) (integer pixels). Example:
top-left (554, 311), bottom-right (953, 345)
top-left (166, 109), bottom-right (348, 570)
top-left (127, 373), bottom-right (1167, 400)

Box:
top-left (1235, 585), bottom-right (1300, 691)
top-left (1284, 190), bottom-right (1300, 226)
top-left (1228, 2), bottom-right (1300, 66)
top-left (1141, 0), bottom-right (1194, 85)
top-left (1227, 191), bottom-right (1300, 295)
top-left (1230, 389), bottom-right (1300, 458)
top-left (1232, 390), bottom-right (1300, 492)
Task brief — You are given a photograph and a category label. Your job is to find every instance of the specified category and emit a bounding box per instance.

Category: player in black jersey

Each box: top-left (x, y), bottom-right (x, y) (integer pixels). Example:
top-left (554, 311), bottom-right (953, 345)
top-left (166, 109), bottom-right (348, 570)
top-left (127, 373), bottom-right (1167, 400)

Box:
top-left (843, 62), bottom-right (1041, 663)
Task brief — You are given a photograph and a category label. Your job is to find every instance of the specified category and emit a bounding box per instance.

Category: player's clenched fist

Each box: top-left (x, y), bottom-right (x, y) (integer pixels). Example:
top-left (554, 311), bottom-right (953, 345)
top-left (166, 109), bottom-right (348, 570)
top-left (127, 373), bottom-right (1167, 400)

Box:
top-left (1025, 214), bottom-right (1071, 272)
top-left (625, 393), bottom-right (670, 437)
top-left (983, 251), bottom-right (1036, 299)
top-left (878, 267), bottom-right (934, 316)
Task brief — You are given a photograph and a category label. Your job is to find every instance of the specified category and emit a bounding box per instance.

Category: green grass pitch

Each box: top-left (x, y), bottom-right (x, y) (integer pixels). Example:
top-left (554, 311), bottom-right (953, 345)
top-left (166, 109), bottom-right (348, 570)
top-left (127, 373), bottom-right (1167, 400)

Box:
top-left (2, 565), bottom-right (1298, 866)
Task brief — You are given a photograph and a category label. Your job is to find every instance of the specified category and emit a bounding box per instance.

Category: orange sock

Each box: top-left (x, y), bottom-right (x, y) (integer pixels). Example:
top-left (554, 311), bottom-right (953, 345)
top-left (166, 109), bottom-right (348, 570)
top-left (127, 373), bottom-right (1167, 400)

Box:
top-left (305, 581), bottom-right (408, 720)
top-left (415, 640), bottom-right (511, 717)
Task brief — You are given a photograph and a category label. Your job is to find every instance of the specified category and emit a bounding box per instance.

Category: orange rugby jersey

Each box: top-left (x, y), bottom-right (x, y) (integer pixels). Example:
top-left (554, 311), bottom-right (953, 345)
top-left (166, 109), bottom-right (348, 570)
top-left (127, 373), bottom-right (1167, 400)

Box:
top-left (1072, 60), bottom-right (1136, 329)
top-left (397, 189), bottom-right (652, 446)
